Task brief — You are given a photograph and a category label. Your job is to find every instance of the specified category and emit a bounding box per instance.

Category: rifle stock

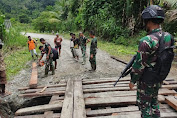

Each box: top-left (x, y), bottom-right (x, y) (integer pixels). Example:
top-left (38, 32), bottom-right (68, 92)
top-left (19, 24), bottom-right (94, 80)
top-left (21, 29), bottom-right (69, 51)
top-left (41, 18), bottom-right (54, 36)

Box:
top-left (114, 55), bottom-right (136, 86)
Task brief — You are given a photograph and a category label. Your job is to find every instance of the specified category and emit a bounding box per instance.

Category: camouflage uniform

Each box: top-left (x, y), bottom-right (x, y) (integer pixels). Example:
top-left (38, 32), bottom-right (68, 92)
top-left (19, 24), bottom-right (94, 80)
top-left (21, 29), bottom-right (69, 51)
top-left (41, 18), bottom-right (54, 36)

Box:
top-left (89, 37), bottom-right (97, 70)
top-left (80, 36), bottom-right (88, 63)
top-left (131, 29), bottom-right (174, 118)
top-left (44, 42), bottom-right (54, 75)
top-left (0, 51), bottom-right (7, 93)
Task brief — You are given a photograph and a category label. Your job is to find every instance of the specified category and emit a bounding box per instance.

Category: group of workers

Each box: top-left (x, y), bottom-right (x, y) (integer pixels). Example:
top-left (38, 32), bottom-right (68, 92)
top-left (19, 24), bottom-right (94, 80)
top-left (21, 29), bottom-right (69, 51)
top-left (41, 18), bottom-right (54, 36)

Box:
top-left (0, 5), bottom-right (175, 118)
top-left (27, 30), bottom-right (97, 77)
top-left (70, 31), bottom-right (97, 71)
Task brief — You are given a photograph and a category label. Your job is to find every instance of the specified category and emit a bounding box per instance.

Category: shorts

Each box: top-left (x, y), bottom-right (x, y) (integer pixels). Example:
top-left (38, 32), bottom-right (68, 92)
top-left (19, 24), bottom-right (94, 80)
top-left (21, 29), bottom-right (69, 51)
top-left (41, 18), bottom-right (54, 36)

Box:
top-left (73, 49), bottom-right (79, 57)
top-left (55, 45), bottom-right (61, 50)
top-left (53, 52), bottom-right (59, 61)
top-left (30, 49), bottom-right (37, 56)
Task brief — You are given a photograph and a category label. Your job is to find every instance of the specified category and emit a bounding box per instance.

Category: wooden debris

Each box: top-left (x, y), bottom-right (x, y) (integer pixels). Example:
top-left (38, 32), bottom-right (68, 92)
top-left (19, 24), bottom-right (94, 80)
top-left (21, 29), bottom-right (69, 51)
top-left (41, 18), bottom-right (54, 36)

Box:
top-left (19, 91), bottom-right (65, 98)
top-left (29, 62), bottom-right (38, 89)
top-left (15, 102), bottom-right (62, 116)
top-left (44, 95), bottom-right (60, 117)
top-left (110, 56), bottom-right (127, 64)
top-left (39, 86), bottom-right (47, 93)
top-left (14, 113), bottom-right (60, 118)
top-left (165, 96), bottom-right (177, 111)
top-left (18, 84), bottom-right (66, 91)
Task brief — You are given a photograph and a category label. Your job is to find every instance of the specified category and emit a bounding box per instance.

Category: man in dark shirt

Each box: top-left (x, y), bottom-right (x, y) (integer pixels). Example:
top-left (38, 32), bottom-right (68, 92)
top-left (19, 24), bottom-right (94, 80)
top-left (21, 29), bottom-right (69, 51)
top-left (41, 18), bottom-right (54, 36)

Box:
top-left (72, 34), bottom-right (80, 60)
top-left (39, 38), bottom-right (55, 76)
top-left (39, 46), bottom-right (59, 70)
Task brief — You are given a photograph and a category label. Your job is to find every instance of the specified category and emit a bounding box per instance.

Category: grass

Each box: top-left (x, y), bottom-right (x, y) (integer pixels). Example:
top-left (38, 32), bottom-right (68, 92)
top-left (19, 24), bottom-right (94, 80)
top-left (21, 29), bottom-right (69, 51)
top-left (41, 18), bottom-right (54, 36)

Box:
top-left (2, 27), bottom-right (40, 80)
top-left (4, 48), bottom-right (32, 80)
top-left (98, 40), bottom-right (137, 62)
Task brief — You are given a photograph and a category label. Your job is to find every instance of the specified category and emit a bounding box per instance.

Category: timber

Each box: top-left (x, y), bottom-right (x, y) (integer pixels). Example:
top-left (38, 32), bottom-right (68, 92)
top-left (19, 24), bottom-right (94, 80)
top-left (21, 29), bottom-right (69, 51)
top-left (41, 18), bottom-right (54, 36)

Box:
top-left (73, 79), bottom-right (86, 118)
top-left (29, 62), bottom-right (38, 89)
top-left (15, 102), bottom-right (63, 116)
top-left (60, 79), bottom-right (74, 118)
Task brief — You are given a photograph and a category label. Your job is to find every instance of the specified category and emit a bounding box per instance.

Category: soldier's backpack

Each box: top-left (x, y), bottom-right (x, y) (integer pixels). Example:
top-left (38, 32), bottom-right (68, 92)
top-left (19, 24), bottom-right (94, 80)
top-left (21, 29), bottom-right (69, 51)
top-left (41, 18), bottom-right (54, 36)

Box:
top-left (142, 32), bottom-right (175, 85)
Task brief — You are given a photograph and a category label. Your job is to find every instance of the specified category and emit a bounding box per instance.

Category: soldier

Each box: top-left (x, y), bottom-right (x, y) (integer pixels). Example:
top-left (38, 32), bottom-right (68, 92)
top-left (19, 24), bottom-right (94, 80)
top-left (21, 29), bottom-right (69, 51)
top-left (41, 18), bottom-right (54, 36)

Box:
top-left (89, 31), bottom-right (97, 71)
top-left (39, 38), bottom-right (55, 76)
top-left (0, 39), bottom-right (7, 96)
top-left (129, 5), bottom-right (174, 118)
top-left (79, 32), bottom-right (90, 65)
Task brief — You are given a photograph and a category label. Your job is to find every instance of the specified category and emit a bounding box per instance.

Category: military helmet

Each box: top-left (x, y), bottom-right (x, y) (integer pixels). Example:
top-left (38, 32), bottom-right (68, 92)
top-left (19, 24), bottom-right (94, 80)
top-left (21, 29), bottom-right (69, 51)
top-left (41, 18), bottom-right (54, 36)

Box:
top-left (142, 5), bottom-right (165, 20)
top-left (0, 39), bottom-right (4, 46)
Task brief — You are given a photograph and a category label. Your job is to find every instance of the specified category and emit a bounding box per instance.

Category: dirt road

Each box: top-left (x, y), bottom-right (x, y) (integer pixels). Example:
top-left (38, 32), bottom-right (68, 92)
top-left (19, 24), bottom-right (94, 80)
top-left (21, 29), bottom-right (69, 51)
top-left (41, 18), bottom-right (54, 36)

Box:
top-left (24, 33), bottom-right (125, 84)
top-left (0, 33), bottom-right (126, 117)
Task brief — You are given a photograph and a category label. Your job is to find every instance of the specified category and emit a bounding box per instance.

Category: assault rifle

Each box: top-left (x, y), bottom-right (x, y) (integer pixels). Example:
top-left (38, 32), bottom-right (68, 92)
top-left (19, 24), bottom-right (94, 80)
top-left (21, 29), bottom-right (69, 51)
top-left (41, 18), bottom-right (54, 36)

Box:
top-left (114, 55), bottom-right (136, 87)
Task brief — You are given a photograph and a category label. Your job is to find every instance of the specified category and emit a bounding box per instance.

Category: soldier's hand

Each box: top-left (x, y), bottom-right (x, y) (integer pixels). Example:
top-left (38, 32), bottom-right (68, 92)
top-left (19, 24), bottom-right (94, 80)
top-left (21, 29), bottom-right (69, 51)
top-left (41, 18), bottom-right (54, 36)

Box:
top-left (90, 54), bottom-right (93, 59)
top-left (129, 83), bottom-right (134, 90)
top-left (46, 55), bottom-right (49, 60)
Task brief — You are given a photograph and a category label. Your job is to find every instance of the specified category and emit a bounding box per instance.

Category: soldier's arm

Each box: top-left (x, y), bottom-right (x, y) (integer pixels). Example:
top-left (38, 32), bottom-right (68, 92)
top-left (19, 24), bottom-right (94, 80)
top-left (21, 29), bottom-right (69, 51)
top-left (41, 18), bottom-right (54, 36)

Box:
top-left (130, 38), bottom-right (151, 84)
top-left (86, 37), bottom-right (90, 44)
top-left (54, 38), bottom-right (56, 46)
top-left (38, 53), bottom-right (44, 62)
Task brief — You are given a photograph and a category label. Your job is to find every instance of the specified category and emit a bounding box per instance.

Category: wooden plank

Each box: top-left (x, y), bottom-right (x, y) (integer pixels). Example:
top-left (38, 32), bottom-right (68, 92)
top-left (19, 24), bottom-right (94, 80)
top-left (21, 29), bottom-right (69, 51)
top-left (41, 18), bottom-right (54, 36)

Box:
top-left (15, 102), bottom-right (63, 116)
top-left (84, 89), bottom-right (176, 98)
top-left (83, 85), bottom-right (177, 93)
top-left (22, 87), bottom-right (66, 94)
top-left (165, 96), bottom-right (177, 111)
top-left (83, 83), bottom-right (131, 89)
top-left (84, 87), bottom-right (137, 93)
top-left (19, 91), bottom-right (65, 98)
top-left (60, 79), bottom-right (74, 118)
top-left (85, 96), bottom-right (137, 107)
top-left (88, 112), bottom-right (177, 118)
top-left (84, 91), bottom-right (136, 98)
top-left (162, 84), bottom-right (177, 89)
top-left (29, 62), bottom-right (38, 89)
top-left (86, 106), bottom-right (139, 117)
top-left (83, 77), bottom-right (130, 85)
top-left (14, 113), bottom-right (60, 118)
top-left (73, 79), bottom-right (86, 118)
top-left (163, 81), bottom-right (170, 85)
top-left (44, 95), bottom-right (60, 117)
top-left (83, 81), bottom-right (130, 88)
top-left (18, 84), bottom-right (66, 91)
top-left (158, 95), bottom-right (165, 103)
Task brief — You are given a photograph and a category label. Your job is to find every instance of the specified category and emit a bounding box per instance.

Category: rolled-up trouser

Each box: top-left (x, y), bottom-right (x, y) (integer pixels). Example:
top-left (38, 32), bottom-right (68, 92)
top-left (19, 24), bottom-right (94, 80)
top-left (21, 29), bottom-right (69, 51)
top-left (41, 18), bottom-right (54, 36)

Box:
top-left (30, 49), bottom-right (37, 56)
top-left (73, 48), bottom-right (79, 57)
top-left (81, 46), bottom-right (86, 63)
top-left (45, 54), bottom-right (54, 75)
top-left (89, 54), bottom-right (96, 70)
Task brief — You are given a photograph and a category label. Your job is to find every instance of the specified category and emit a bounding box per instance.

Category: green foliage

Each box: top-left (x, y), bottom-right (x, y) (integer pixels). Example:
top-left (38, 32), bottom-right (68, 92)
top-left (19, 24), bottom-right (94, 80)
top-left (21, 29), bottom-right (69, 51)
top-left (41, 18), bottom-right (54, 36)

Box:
top-left (0, 0), bottom-right (57, 23)
top-left (0, 14), bottom-right (5, 40)
top-left (4, 28), bottom-right (27, 48)
top-left (19, 14), bottom-right (31, 23)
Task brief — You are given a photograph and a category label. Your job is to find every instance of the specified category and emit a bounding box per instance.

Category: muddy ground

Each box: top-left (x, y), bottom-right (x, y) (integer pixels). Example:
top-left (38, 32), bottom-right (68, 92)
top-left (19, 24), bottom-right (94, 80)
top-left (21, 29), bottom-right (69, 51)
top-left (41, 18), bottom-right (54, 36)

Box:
top-left (0, 33), bottom-right (176, 117)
